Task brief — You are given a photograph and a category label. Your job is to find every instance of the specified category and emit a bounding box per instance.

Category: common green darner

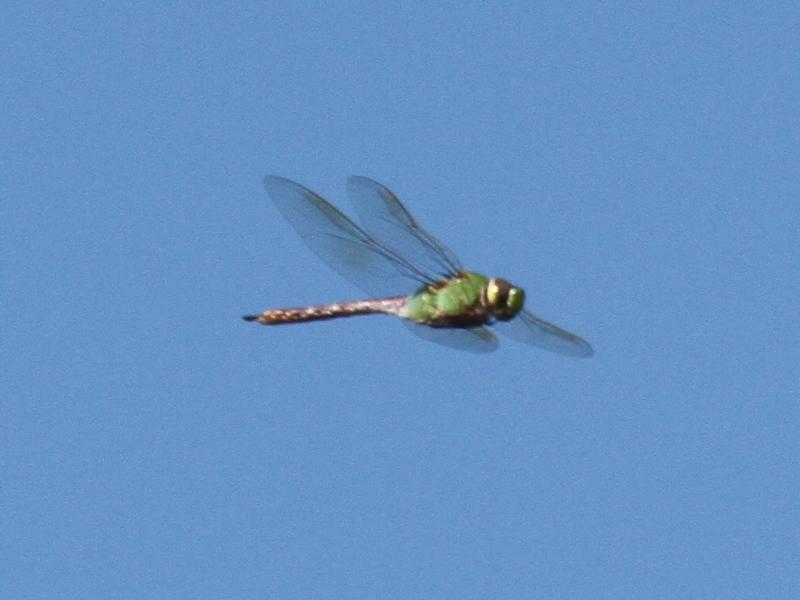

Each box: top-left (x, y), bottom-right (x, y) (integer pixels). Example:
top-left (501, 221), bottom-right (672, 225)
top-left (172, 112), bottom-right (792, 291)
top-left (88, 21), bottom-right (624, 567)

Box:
top-left (244, 176), bottom-right (593, 357)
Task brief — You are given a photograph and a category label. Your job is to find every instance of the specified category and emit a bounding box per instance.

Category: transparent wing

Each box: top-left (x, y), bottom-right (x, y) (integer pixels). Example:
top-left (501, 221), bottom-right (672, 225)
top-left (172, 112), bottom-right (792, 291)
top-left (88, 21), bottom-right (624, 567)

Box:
top-left (347, 176), bottom-right (463, 280)
top-left (264, 176), bottom-right (442, 297)
top-left (402, 322), bottom-right (499, 353)
top-left (492, 309), bottom-right (594, 357)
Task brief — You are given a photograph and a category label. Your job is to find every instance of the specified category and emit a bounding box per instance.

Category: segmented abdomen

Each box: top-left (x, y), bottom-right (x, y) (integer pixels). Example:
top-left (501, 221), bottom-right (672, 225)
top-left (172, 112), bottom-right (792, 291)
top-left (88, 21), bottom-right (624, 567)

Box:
top-left (243, 296), bottom-right (408, 325)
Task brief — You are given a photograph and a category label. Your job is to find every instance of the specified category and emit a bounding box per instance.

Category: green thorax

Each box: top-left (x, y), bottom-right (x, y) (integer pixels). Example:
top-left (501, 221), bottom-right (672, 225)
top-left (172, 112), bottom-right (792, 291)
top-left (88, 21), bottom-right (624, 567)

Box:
top-left (401, 271), bottom-right (492, 327)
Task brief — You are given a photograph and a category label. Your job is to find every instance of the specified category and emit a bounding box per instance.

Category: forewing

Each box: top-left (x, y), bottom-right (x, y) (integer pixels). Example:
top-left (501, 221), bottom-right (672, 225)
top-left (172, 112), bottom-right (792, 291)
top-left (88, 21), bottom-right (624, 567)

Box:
top-left (493, 309), bottom-right (594, 357)
top-left (347, 176), bottom-right (463, 279)
top-left (264, 176), bottom-right (433, 296)
top-left (402, 322), bottom-right (499, 354)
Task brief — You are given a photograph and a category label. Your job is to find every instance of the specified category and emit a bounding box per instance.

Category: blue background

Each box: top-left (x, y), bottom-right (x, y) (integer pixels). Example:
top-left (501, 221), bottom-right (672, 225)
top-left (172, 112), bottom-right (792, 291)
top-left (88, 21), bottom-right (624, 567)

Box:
top-left (3, 4), bottom-right (798, 599)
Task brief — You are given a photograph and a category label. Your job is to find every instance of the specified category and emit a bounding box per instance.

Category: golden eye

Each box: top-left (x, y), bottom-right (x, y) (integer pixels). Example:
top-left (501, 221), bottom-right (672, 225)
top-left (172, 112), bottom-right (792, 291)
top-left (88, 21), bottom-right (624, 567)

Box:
top-left (487, 278), bottom-right (515, 318)
top-left (486, 278), bottom-right (509, 307)
top-left (486, 280), bottom-right (499, 305)
top-left (487, 279), bottom-right (525, 320)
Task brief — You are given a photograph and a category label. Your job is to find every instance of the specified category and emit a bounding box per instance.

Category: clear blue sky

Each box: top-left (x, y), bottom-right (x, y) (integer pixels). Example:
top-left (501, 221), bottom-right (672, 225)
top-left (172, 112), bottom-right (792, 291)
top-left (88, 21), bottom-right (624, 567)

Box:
top-left (3, 3), bottom-right (798, 599)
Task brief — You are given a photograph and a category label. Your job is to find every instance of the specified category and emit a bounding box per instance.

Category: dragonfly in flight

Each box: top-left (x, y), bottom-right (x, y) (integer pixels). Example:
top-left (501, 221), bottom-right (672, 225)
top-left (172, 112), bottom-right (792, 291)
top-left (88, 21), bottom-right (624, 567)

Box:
top-left (244, 176), bottom-right (593, 357)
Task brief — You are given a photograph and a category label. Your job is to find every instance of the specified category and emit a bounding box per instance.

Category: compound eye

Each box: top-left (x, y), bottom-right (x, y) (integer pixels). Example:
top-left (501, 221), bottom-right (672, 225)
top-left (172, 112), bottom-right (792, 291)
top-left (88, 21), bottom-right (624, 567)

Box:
top-left (487, 279), bottom-right (525, 320)
top-left (506, 287), bottom-right (525, 316)
top-left (486, 278), bottom-right (510, 308)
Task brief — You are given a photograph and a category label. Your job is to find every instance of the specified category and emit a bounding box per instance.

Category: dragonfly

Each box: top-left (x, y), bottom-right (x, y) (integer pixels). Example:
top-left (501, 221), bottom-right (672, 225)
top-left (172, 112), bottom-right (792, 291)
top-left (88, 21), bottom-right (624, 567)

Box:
top-left (244, 176), bottom-right (593, 357)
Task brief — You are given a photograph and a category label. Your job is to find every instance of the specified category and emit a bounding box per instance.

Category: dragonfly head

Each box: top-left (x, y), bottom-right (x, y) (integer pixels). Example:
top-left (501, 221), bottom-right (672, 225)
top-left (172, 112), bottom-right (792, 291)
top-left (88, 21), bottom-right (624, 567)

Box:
top-left (485, 278), bottom-right (525, 321)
